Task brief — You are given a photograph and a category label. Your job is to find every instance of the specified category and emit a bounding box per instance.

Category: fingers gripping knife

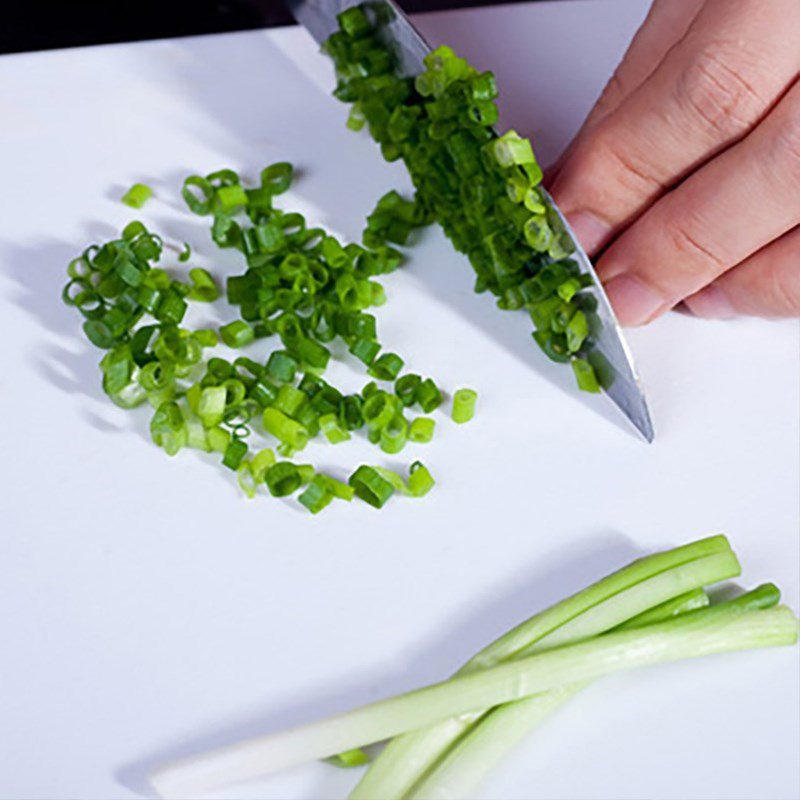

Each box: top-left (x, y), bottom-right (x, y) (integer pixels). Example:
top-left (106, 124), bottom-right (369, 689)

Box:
top-left (286, 0), bottom-right (655, 442)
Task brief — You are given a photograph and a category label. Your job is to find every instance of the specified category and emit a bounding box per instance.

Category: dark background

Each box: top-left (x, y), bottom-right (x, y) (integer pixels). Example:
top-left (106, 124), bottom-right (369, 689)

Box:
top-left (1, 0), bottom-right (533, 55)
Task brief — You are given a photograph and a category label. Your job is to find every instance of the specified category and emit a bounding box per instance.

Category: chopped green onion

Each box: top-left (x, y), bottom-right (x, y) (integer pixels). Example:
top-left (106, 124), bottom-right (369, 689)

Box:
top-left (262, 408), bottom-right (309, 451)
top-left (298, 475), bottom-right (334, 514)
top-left (222, 438), bottom-right (248, 470)
top-left (415, 378), bottom-right (442, 413)
top-left (408, 417), bottom-right (435, 443)
top-left (265, 462), bottom-right (303, 497)
top-left (394, 374), bottom-right (421, 407)
top-left (319, 413), bottom-right (351, 444)
top-left (219, 320), bottom-right (255, 349)
top-left (368, 352), bottom-right (404, 381)
top-left (266, 351), bottom-right (298, 383)
top-left (320, 474), bottom-right (356, 501)
top-left (197, 386), bottom-right (227, 428)
top-left (349, 465), bottom-right (394, 508)
top-left (121, 183), bottom-right (153, 209)
top-left (407, 461), bottom-right (434, 496)
top-left (451, 388), bottom-right (477, 424)
top-left (178, 242), bottom-right (192, 263)
top-left (188, 268), bottom-right (219, 302)
top-left (237, 461), bottom-right (258, 498)
top-left (571, 358), bottom-right (600, 393)
top-left (380, 414), bottom-right (408, 454)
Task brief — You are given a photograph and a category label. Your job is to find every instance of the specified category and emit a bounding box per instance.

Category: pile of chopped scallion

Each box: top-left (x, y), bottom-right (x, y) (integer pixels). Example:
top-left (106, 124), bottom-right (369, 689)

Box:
top-left (63, 164), bottom-right (477, 513)
top-left (149, 534), bottom-right (799, 798)
top-left (324, 4), bottom-right (604, 393)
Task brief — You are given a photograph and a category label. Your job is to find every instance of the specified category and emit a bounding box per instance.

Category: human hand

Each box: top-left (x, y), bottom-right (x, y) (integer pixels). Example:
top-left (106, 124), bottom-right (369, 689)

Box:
top-left (548, 0), bottom-right (800, 324)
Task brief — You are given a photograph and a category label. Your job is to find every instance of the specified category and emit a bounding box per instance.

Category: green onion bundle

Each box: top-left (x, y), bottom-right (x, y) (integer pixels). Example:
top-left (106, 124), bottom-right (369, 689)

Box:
top-left (148, 535), bottom-right (799, 799)
top-left (324, 5), bottom-right (603, 392)
top-left (63, 166), bottom-right (477, 513)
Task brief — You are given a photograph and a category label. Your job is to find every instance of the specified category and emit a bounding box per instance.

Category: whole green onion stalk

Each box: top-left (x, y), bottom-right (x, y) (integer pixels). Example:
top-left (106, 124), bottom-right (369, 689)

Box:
top-left (148, 536), bottom-right (798, 799)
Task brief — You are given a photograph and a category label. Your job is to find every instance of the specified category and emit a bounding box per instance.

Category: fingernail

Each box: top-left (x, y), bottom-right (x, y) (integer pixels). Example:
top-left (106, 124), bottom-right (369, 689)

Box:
top-left (603, 274), bottom-right (668, 326)
top-left (565, 210), bottom-right (610, 255)
top-left (684, 285), bottom-right (737, 319)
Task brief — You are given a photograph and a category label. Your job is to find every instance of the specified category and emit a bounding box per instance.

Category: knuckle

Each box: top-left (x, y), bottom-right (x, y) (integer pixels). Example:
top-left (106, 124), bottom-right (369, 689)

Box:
top-left (597, 135), bottom-right (665, 197)
top-left (667, 223), bottom-right (727, 275)
top-left (677, 46), bottom-right (764, 139)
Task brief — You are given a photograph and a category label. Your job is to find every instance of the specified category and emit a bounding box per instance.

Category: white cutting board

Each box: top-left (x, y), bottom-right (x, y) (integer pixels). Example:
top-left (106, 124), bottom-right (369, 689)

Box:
top-left (0, 1), bottom-right (797, 799)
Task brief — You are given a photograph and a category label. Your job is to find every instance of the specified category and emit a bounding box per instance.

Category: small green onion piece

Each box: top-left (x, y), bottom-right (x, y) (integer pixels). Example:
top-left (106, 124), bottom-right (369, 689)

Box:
top-left (237, 461), bottom-right (258, 499)
top-left (250, 448), bottom-right (277, 482)
top-left (348, 465), bottom-right (395, 509)
top-left (350, 338), bottom-right (381, 366)
top-left (374, 467), bottom-right (408, 495)
top-left (274, 385), bottom-right (308, 419)
top-left (298, 475), bottom-right (334, 514)
top-left (185, 416), bottom-right (210, 451)
top-left (394, 374), bottom-right (421, 406)
top-left (260, 162), bottom-right (294, 195)
top-left (362, 381), bottom-right (380, 399)
top-left (266, 350), bottom-right (298, 383)
top-left (222, 438), bottom-right (248, 471)
top-left (198, 385), bottom-right (227, 427)
top-left (409, 417), bottom-right (435, 443)
top-left (182, 175), bottom-right (215, 215)
top-left (320, 475), bottom-right (355, 501)
top-left (326, 748), bottom-right (371, 768)
top-left (557, 277), bottom-right (581, 302)
top-left (262, 407), bottom-right (309, 450)
top-left (178, 242), bottom-right (192, 263)
top-left (207, 426), bottom-right (230, 454)
top-left (188, 268), bottom-right (220, 302)
top-left (408, 461), bottom-right (435, 497)
top-left (368, 352), bottom-right (404, 381)
top-left (265, 462), bottom-right (303, 497)
top-left (319, 413), bottom-right (351, 444)
top-left (571, 358), bottom-right (600, 393)
top-left (121, 183), bottom-right (153, 209)
top-left (451, 388), bottom-right (478, 424)
top-left (216, 184), bottom-right (248, 212)
top-left (297, 464), bottom-right (316, 485)
top-left (149, 401), bottom-right (187, 456)
top-left (362, 391), bottom-right (397, 432)
top-left (380, 414), bottom-right (408, 454)
top-left (193, 328), bottom-right (219, 348)
top-left (415, 378), bottom-right (443, 413)
top-left (220, 320), bottom-right (255, 349)
top-left (277, 442), bottom-right (296, 459)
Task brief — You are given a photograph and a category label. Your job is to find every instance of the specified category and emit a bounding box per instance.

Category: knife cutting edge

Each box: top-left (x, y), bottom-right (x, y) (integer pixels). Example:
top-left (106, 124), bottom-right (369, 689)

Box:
top-left (286, 0), bottom-right (655, 443)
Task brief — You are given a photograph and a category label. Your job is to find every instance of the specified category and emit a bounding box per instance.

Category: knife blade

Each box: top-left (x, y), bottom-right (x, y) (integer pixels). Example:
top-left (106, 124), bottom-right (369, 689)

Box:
top-left (285, 0), bottom-right (654, 442)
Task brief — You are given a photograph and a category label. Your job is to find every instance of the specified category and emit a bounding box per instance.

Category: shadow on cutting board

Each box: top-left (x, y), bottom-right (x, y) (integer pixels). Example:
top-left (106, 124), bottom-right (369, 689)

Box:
top-left (116, 531), bottom-right (642, 797)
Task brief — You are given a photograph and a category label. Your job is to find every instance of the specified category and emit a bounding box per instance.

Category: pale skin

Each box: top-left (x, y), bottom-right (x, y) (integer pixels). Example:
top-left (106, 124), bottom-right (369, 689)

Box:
top-left (547, 0), bottom-right (800, 324)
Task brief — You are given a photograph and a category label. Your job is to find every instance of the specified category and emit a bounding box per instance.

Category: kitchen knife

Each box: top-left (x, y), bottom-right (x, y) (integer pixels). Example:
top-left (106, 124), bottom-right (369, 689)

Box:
top-left (286, 0), bottom-right (655, 442)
